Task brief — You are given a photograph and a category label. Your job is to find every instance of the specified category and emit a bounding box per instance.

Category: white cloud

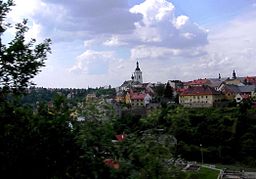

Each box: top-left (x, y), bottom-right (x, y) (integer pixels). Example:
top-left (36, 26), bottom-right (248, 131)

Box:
top-left (174, 15), bottom-right (189, 29)
top-left (84, 39), bottom-right (96, 48)
top-left (103, 36), bottom-right (127, 47)
top-left (130, 0), bottom-right (175, 25)
top-left (8, 0), bottom-right (41, 21)
top-left (129, 0), bottom-right (208, 49)
top-left (69, 50), bottom-right (115, 75)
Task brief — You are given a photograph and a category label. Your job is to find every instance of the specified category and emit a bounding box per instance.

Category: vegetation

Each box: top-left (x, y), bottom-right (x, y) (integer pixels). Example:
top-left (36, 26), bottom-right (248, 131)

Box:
top-left (184, 167), bottom-right (220, 179)
top-left (1, 1), bottom-right (256, 178)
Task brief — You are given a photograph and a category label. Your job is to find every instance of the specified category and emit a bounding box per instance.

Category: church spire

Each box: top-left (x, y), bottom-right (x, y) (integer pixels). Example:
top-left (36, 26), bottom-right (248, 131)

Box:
top-left (232, 70), bottom-right (237, 79)
top-left (133, 61), bottom-right (143, 83)
top-left (136, 61), bottom-right (140, 71)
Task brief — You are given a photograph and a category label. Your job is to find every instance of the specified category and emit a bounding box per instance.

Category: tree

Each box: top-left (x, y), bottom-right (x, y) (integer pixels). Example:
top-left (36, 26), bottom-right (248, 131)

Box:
top-left (164, 82), bottom-right (173, 99)
top-left (0, 0), bottom-right (51, 96)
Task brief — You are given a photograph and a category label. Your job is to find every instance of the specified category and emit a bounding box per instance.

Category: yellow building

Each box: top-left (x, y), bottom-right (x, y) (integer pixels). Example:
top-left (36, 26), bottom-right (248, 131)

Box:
top-left (179, 86), bottom-right (223, 108)
top-left (115, 95), bottom-right (125, 103)
top-left (125, 92), bottom-right (131, 104)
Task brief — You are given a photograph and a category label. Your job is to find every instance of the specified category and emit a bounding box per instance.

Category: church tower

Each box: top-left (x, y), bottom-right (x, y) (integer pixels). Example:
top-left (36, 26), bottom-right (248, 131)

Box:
top-left (134, 61), bottom-right (143, 83)
top-left (232, 70), bottom-right (237, 79)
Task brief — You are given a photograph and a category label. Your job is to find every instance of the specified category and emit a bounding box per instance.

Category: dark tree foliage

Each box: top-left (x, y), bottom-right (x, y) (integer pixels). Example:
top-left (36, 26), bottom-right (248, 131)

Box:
top-left (164, 82), bottom-right (173, 99)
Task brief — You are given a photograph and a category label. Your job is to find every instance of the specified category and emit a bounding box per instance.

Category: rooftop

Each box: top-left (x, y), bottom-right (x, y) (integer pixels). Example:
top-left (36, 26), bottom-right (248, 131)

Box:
top-left (180, 85), bottom-right (221, 96)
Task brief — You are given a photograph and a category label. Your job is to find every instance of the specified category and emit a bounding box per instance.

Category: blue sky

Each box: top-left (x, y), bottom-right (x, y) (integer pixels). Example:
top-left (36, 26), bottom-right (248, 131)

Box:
top-left (171, 0), bottom-right (252, 25)
top-left (4, 0), bottom-right (256, 87)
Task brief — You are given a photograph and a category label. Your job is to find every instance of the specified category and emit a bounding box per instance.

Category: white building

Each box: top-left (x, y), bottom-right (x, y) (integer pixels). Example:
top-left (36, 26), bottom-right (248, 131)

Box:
top-left (133, 61), bottom-right (143, 83)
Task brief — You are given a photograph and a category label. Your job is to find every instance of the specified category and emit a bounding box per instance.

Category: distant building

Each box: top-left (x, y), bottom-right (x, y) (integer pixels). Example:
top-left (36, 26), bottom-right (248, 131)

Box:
top-left (219, 84), bottom-right (256, 100)
top-left (115, 91), bottom-right (126, 103)
top-left (168, 80), bottom-right (184, 90)
top-left (183, 79), bottom-right (211, 88)
top-left (235, 93), bottom-right (250, 103)
top-left (244, 76), bottom-right (256, 85)
top-left (179, 85), bottom-right (223, 108)
top-left (168, 80), bottom-right (183, 96)
top-left (86, 93), bottom-right (97, 102)
top-left (218, 84), bottom-right (241, 100)
top-left (126, 90), bottom-right (152, 107)
top-left (133, 61), bottom-right (143, 83)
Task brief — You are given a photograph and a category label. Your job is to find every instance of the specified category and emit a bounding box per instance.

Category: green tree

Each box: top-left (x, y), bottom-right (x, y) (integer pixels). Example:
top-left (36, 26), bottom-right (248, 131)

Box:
top-left (0, 0), bottom-right (51, 96)
top-left (164, 82), bottom-right (173, 99)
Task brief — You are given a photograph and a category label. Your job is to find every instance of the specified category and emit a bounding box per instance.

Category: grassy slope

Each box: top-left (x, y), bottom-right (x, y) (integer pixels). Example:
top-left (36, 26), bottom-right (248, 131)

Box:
top-left (185, 167), bottom-right (220, 179)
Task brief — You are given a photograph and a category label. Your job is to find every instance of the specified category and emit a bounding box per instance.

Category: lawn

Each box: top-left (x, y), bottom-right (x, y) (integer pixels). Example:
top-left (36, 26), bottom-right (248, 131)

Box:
top-left (185, 167), bottom-right (220, 179)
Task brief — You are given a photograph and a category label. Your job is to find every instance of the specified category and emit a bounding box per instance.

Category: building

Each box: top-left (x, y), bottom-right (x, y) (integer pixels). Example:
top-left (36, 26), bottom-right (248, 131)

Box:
top-left (219, 84), bottom-right (256, 100)
top-left (133, 61), bottom-right (143, 83)
top-left (218, 84), bottom-right (240, 100)
top-left (115, 91), bottom-right (126, 103)
top-left (125, 90), bottom-right (152, 107)
top-left (86, 93), bottom-right (97, 102)
top-left (235, 94), bottom-right (250, 103)
top-left (168, 80), bottom-right (184, 90)
top-left (244, 76), bottom-right (256, 85)
top-left (179, 85), bottom-right (223, 108)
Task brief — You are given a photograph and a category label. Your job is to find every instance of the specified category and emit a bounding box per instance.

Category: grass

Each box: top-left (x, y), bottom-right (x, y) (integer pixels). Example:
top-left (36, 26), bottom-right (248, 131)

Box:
top-left (184, 167), bottom-right (220, 179)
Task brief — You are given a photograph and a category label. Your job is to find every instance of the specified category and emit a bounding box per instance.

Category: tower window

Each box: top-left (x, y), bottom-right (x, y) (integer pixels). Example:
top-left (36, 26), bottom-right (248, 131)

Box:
top-left (139, 75), bottom-right (140, 79)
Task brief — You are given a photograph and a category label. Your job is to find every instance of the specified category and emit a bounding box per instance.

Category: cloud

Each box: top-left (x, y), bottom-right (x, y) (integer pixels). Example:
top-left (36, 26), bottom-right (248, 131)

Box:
top-left (103, 36), bottom-right (127, 47)
top-left (69, 50), bottom-right (115, 75)
top-left (130, 45), bottom-right (206, 60)
top-left (30, 0), bottom-right (142, 42)
top-left (129, 0), bottom-right (208, 48)
top-left (15, 0), bottom-right (256, 88)
top-left (203, 11), bottom-right (256, 77)
top-left (56, 0), bottom-right (210, 86)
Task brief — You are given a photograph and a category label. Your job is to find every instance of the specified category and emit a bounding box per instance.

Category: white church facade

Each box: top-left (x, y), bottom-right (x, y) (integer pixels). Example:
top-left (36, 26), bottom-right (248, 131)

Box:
top-left (132, 61), bottom-right (143, 83)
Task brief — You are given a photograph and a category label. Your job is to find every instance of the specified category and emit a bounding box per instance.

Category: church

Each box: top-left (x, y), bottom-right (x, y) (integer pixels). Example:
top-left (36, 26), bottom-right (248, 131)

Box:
top-left (131, 61), bottom-right (143, 83)
top-left (116, 61), bottom-right (144, 92)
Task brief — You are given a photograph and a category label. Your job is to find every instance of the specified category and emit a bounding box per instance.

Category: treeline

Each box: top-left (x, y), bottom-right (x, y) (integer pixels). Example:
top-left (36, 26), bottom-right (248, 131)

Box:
top-left (20, 87), bottom-right (115, 105)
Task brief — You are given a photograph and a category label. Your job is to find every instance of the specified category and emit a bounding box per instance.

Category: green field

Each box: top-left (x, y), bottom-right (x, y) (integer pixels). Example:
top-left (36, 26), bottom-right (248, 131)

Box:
top-left (185, 167), bottom-right (220, 179)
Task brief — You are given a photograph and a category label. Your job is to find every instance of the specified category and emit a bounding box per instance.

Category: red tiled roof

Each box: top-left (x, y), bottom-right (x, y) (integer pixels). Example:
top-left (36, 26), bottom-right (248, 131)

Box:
top-left (241, 94), bottom-right (250, 99)
top-left (185, 79), bottom-right (210, 86)
top-left (180, 86), bottom-right (221, 96)
top-left (245, 76), bottom-right (256, 85)
top-left (131, 93), bottom-right (146, 100)
top-left (115, 134), bottom-right (126, 142)
top-left (176, 88), bottom-right (186, 93)
top-left (103, 159), bottom-right (120, 169)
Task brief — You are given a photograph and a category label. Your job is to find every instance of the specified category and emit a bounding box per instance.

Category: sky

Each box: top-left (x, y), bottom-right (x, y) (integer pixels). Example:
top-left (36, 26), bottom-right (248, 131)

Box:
top-left (3, 0), bottom-right (256, 88)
